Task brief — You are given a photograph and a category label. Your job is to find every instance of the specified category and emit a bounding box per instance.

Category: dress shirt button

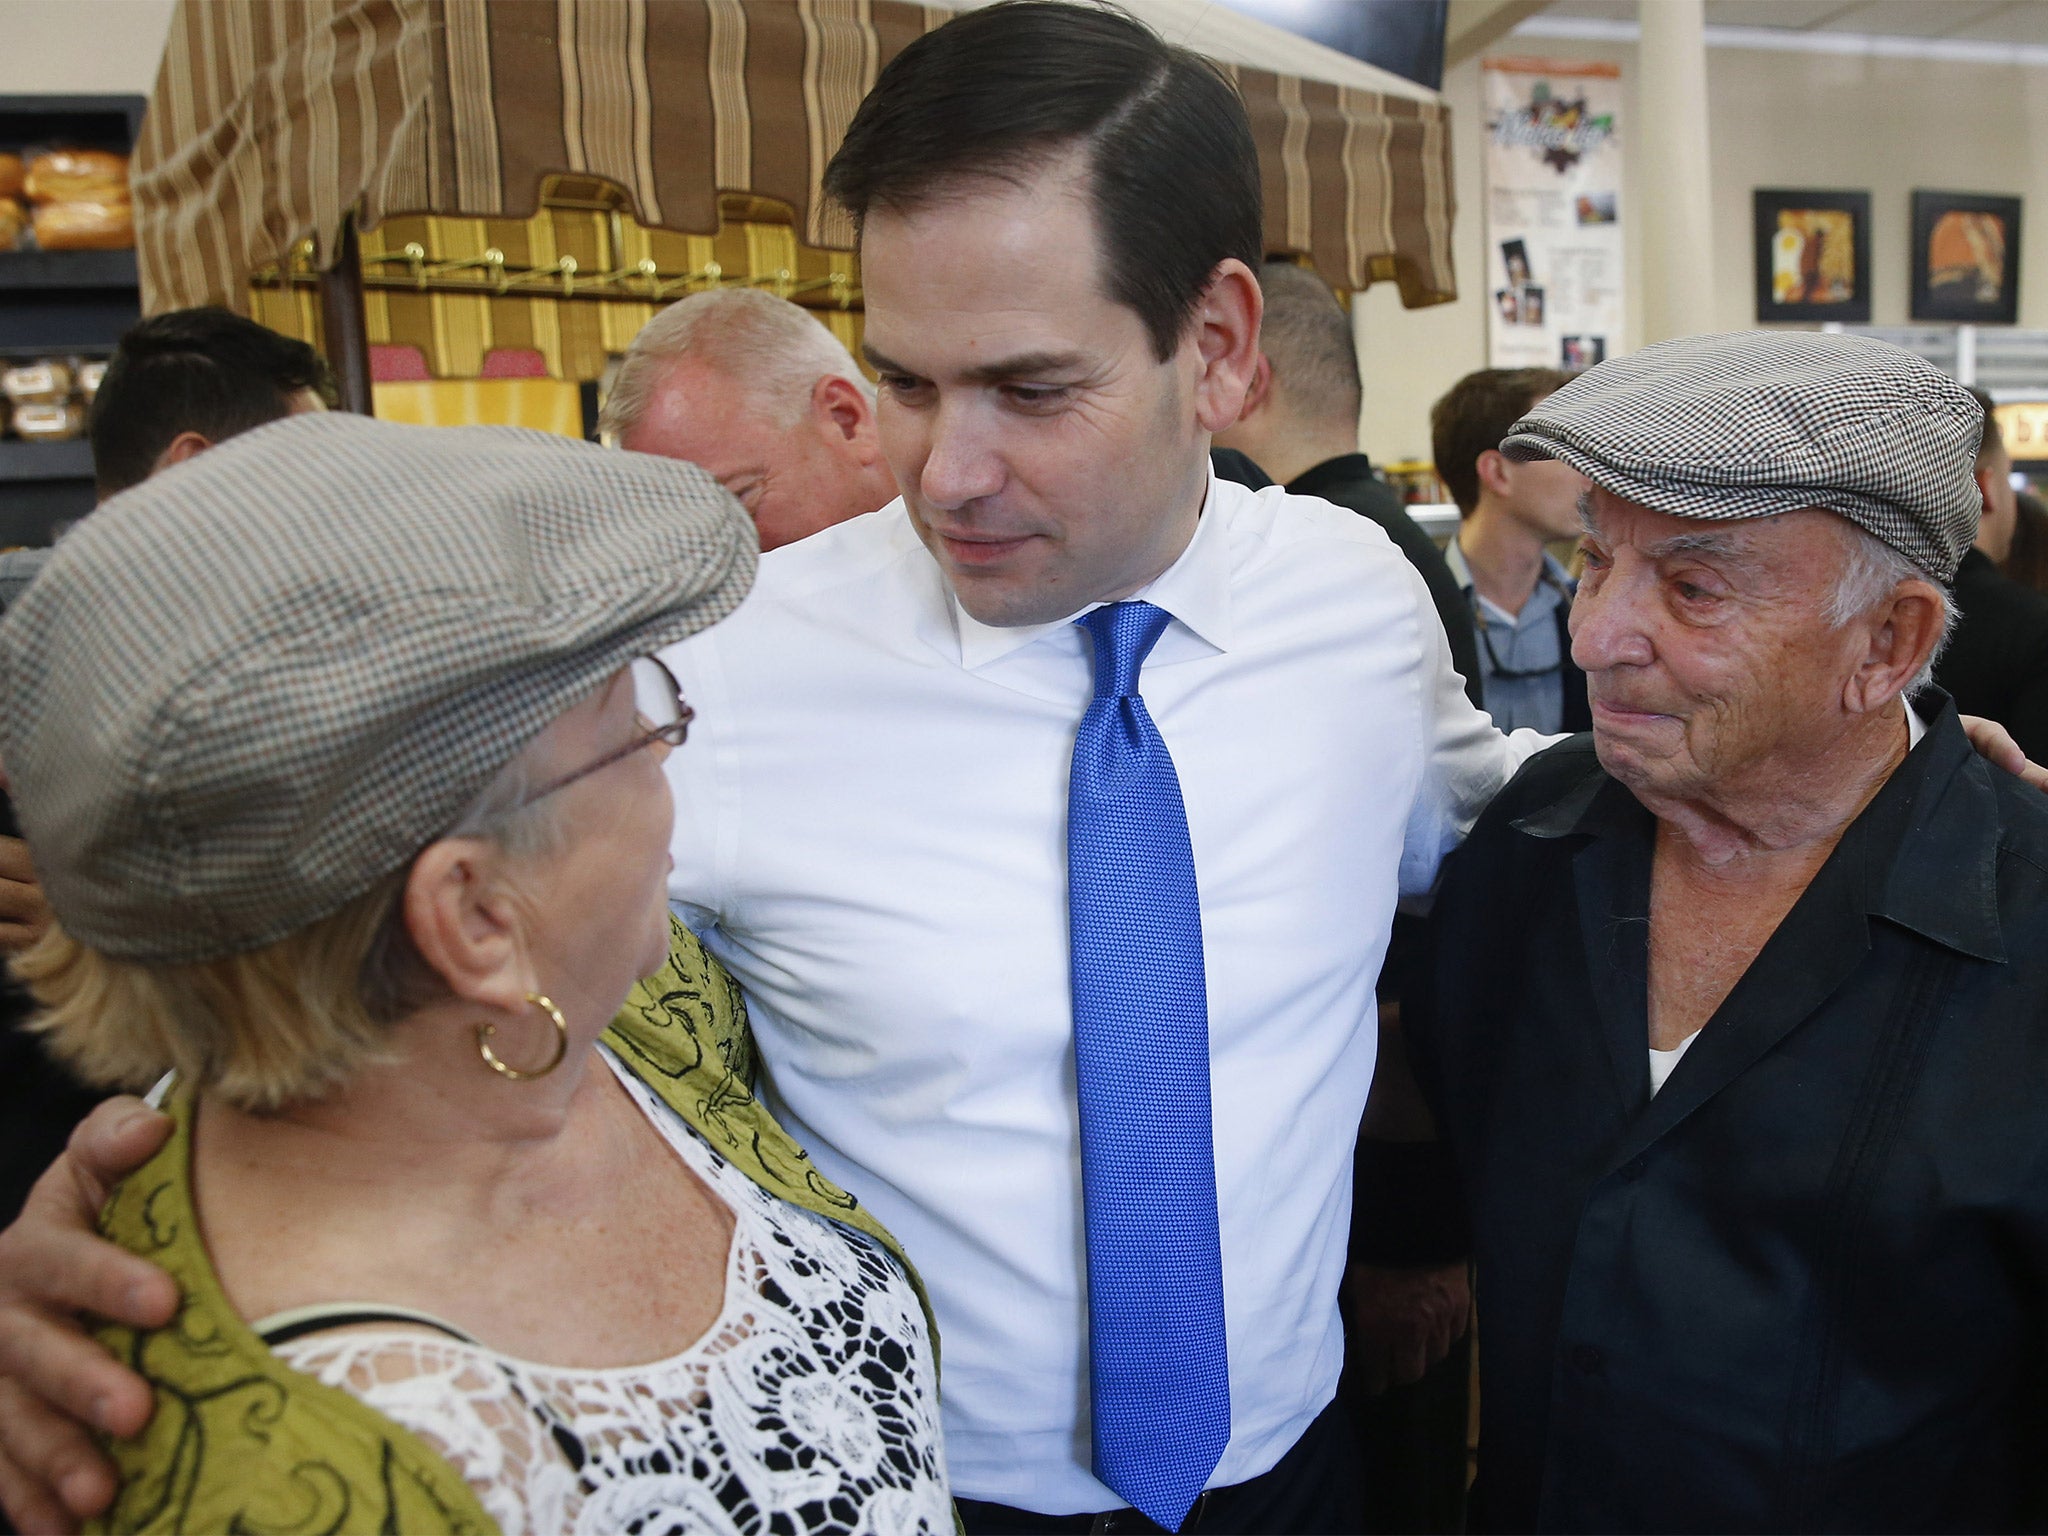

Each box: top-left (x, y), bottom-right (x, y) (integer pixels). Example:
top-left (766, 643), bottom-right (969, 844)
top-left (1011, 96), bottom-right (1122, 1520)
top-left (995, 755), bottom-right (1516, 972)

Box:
top-left (1570, 1343), bottom-right (1606, 1377)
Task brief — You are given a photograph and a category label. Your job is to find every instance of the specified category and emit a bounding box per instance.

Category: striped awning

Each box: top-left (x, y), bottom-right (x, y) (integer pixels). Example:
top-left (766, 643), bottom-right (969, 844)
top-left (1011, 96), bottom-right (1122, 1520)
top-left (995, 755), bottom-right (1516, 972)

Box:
top-left (134, 0), bottom-right (1456, 316)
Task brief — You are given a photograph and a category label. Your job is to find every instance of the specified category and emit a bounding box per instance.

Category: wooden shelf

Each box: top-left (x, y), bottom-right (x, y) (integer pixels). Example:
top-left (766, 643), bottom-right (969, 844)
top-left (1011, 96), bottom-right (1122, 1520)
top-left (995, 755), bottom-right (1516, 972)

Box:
top-left (0, 438), bottom-right (92, 482)
top-left (0, 249), bottom-right (138, 291)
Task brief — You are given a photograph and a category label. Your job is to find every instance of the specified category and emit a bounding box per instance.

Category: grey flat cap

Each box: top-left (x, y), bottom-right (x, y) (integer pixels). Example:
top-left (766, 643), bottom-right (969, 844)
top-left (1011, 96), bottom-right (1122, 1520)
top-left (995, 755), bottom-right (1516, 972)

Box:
top-left (1501, 330), bottom-right (1983, 583)
top-left (0, 412), bottom-right (757, 964)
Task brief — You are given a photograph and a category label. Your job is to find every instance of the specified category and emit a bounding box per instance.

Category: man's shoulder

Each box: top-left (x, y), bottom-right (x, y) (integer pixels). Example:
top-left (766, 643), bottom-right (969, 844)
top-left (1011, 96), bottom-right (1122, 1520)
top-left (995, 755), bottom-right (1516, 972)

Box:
top-left (752, 500), bottom-right (928, 602)
top-left (700, 502), bottom-right (943, 655)
top-left (1981, 749), bottom-right (2048, 873)
top-left (1219, 472), bottom-right (1417, 573)
top-left (1490, 729), bottom-right (1597, 823)
top-left (1288, 453), bottom-right (1413, 526)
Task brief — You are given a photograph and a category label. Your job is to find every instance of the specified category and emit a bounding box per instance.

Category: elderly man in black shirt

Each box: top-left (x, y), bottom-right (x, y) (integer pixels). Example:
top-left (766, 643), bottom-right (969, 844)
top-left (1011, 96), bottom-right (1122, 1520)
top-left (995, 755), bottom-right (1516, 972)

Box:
top-left (1414, 331), bottom-right (2048, 1533)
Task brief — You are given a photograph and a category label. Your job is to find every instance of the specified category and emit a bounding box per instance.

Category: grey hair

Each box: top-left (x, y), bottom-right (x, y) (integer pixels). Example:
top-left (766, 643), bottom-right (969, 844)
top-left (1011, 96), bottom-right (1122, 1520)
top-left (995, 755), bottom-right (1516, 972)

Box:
top-left (1257, 261), bottom-right (1361, 430)
top-left (598, 288), bottom-right (872, 441)
top-left (356, 740), bottom-right (572, 1022)
top-left (1824, 518), bottom-right (1955, 695)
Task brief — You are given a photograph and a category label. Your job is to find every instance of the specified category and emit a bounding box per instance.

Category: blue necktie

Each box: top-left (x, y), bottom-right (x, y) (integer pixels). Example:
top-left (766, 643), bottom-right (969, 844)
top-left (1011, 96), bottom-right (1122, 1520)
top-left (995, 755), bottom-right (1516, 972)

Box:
top-left (1067, 600), bottom-right (1231, 1532)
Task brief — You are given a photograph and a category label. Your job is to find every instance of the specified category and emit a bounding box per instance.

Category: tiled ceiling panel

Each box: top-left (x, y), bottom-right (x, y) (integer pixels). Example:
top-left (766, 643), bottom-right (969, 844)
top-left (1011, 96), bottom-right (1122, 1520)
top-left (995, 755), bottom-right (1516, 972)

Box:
top-left (1539, 0), bottom-right (2048, 40)
top-left (1814, 1), bottom-right (2020, 37)
top-left (1707, 0), bottom-right (1870, 28)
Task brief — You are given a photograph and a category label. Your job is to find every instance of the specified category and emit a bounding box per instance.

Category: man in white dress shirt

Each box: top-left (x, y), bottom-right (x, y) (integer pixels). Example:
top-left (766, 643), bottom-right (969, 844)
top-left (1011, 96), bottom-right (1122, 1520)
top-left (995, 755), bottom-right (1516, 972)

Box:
top-left (7, 12), bottom-right (2048, 1534)
top-left (0, 7), bottom-right (1548, 1533)
top-left (657, 6), bottom-right (1544, 1530)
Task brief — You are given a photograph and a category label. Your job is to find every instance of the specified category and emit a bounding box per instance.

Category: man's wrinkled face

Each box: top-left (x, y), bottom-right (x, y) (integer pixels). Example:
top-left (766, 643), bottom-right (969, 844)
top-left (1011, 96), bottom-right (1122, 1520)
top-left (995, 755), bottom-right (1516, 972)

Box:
top-left (859, 152), bottom-right (1214, 627)
top-left (618, 357), bottom-right (876, 550)
top-left (1570, 490), bottom-right (1872, 806)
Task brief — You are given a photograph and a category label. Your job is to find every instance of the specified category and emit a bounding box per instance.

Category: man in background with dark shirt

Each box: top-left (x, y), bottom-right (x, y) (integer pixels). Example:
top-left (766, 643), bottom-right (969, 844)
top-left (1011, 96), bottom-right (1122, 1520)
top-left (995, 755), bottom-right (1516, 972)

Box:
top-left (0, 308), bottom-right (331, 1230)
top-left (1215, 260), bottom-right (1482, 705)
top-left (1933, 387), bottom-right (2048, 760)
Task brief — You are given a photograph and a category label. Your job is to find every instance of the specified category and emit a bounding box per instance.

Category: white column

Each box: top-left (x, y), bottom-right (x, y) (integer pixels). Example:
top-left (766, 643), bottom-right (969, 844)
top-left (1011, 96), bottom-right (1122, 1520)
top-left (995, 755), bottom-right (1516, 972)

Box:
top-left (1636, 0), bottom-right (1715, 344)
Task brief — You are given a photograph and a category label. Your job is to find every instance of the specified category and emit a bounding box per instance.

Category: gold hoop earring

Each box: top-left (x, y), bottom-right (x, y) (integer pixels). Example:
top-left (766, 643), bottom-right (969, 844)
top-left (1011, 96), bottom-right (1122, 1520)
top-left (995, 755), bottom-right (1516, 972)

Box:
top-left (476, 993), bottom-right (570, 1081)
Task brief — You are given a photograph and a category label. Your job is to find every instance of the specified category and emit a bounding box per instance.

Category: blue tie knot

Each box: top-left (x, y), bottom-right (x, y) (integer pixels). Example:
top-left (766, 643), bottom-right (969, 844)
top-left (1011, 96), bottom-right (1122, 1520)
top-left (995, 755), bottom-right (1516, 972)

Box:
top-left (1077, 601), bottom-right (1173, 701)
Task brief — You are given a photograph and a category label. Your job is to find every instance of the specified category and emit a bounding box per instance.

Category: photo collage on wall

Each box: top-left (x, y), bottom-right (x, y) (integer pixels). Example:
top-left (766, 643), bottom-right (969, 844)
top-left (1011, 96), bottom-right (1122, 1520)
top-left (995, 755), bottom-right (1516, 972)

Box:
top-left (1483, 57), bottom-right (1623, 372)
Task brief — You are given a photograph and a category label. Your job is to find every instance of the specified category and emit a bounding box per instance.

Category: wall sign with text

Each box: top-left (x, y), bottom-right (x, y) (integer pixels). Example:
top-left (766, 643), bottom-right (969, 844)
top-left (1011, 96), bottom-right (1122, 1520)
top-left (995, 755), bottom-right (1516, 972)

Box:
top-left (1482, 56), bottom-right (1624, 372)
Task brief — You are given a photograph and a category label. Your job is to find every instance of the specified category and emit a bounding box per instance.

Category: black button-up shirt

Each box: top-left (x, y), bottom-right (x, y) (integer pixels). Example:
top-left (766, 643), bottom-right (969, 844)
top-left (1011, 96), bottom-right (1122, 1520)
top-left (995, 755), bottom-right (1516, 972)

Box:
top-left (1413, 696), bottom-right (2048, 1532)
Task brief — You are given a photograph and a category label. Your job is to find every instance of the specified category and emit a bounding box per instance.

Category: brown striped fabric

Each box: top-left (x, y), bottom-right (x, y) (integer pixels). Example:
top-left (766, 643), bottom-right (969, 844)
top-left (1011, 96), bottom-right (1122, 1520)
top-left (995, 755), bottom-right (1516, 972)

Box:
top-left (134, 0), bottom-right (1457, 317)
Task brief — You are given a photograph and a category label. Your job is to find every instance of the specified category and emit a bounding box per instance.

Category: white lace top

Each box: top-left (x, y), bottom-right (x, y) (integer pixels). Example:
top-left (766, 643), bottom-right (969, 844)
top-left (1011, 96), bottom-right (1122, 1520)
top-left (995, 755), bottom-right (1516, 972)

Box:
top-left (267, 1049), bottom-right (950, 1535)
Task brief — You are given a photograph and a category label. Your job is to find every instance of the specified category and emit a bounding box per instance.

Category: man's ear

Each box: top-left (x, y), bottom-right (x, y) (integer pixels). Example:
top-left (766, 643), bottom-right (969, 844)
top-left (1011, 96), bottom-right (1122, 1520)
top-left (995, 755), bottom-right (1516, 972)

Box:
top-left (1474, 447), bottom-right (1514, 503)
top-left (1190, 258), bottom-right (1264, 435)
top-left (812, 374), bottom-right (883, 463)
top-left (401, 838), bottom-right (534, 1015)
top-left (1843, 579), bottom-right (1946, 715)
top-left (1234, 352), bottom-right (1277, 424)
top-left (1976, 464), bottom-right (2000, 516)
top-left (150, 431), bottom-right (214, 476)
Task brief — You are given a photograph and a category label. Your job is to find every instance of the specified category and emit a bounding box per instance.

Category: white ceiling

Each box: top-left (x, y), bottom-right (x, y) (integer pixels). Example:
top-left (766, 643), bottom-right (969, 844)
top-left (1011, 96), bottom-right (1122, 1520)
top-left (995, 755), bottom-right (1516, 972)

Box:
top-left (1540, 0), bottom-right (2048, 45)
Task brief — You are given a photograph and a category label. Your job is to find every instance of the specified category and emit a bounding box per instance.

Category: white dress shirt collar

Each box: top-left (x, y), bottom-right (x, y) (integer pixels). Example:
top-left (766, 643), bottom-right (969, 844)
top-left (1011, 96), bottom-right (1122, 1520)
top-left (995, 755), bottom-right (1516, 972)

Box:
top-left (951, 471), bottom-right (1235, 670)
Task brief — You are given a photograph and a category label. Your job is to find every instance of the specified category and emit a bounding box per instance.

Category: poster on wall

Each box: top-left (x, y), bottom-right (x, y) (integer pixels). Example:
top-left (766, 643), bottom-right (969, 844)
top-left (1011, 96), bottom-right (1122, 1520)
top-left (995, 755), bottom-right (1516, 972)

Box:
top-left (1482, 57), bottom-right (1624, 371)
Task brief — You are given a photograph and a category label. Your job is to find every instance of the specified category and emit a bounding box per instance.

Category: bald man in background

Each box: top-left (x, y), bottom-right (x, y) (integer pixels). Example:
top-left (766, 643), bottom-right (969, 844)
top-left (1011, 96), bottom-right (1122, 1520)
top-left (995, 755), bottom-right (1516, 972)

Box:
top-left (1214, 260), bottom-right (1481, 705)
top-left (600, 287), bottom-right (898, 549)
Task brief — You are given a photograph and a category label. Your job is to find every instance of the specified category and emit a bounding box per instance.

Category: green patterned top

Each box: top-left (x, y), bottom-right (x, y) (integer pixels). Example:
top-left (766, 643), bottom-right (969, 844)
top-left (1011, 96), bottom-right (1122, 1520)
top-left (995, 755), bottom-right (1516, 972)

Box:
top-left (90, 918), bottom-right (937, 1534)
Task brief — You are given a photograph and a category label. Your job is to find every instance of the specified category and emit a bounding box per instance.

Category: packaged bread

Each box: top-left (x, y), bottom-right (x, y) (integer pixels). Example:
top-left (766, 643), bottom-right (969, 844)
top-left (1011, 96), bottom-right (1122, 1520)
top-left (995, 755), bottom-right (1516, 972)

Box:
top-left (0, 196), bottom-right (22, 251)
top-left (23, 148), bottom-right (128, 205)
top-left (31, 198), bottom-right (133, 251)
top-left (75, 360), bottom-right (107, 402)
top-left (11, 401), bottom-right (85, 442)
top-left (0, 153), bottom-right (22, 200)
top-left (1, 361), bottom-right (73, 405)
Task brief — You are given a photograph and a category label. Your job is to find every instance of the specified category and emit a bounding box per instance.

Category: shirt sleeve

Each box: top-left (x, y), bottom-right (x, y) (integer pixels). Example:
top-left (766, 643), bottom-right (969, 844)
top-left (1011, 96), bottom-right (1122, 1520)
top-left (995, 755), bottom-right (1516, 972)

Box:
top-left (1399, 562), bottom-right (1562, 898)
top-left (657, 626), bottom-right (732, 937)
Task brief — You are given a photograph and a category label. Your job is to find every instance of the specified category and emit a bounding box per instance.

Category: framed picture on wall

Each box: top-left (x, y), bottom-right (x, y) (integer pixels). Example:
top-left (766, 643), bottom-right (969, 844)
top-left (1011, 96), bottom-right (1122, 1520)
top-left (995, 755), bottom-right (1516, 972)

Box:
top-left (1911, 190), bottom-right (2021, 324)
top-left (1753, 189), bottom-right (1872, 324)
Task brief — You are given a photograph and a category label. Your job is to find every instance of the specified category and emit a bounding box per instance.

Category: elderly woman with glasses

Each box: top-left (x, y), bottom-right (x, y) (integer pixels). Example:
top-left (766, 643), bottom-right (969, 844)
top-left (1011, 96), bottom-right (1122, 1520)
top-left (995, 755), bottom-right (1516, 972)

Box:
top-left (0, 415), bottom-right (950, 1535)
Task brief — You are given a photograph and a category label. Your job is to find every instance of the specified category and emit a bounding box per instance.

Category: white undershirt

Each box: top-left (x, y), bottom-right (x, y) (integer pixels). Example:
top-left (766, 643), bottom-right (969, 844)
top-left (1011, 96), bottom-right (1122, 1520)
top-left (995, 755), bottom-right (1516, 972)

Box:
top-left (1646, 700), bottom-right (1929, 1098)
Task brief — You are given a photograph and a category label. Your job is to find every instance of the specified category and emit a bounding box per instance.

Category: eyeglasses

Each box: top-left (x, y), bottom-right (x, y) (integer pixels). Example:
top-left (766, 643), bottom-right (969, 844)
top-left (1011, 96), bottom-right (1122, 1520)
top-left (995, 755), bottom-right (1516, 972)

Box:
top-left (1476, 621), bottom-right (1563, 682)
top-left (518, 655), bottom-right (694, 807)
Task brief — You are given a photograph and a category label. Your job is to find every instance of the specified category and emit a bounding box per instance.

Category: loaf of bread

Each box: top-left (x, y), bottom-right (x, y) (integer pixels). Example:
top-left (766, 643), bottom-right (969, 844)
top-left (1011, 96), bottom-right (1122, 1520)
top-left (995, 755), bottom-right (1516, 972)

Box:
top-left (0, 196), bottom-right (23, 251)
top-left (11, 401), bottom-right (86, 442)
top-left (23, 148), bottom-right (128, 205)
top-left (75, 360), bottom-right (107, 402)
top-left (0, 154), bottom-right (23, 200)
top-left (32, 198), bottom-right (133, 251)
top-left (1, 361), bottom-right (73, 405)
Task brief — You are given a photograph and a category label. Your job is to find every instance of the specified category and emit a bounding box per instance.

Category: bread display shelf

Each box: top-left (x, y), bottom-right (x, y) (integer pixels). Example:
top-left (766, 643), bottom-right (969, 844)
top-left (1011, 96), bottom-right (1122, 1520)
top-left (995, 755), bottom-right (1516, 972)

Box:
top-left (0, 248), bottom-right (137, 290)
top-left (0, 438), bottom-right (92, 483)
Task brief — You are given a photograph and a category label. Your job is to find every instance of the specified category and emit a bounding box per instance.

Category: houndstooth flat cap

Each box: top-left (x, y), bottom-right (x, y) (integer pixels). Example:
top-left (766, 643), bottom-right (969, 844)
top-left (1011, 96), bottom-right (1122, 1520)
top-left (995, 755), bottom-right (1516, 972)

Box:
top-left (0, 412), bottom-right (757, 964)
top-left (1501, 330), bottom-right (1983, 583)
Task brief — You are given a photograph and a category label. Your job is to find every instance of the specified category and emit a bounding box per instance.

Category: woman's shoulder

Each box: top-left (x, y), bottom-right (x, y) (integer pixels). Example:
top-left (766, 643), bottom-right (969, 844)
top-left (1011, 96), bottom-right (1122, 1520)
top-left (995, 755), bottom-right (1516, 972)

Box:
top-left (603, 918), bottom-right (874, 1227)
top-left (602, 919), bottom-right (943, 1364)
top-left (91, 1096), bottom-right (497, 1534)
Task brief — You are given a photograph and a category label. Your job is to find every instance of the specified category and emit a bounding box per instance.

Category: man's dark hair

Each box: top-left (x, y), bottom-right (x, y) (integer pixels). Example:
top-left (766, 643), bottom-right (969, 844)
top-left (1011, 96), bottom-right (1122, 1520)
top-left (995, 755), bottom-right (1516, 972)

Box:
top-left (89, 307), bottom-right (336, 496)
top-left (1967, 384), bottom-right (2002, 467)
top-left (1430, 366), bottom-right (1575, 514)
top-left (822, 1), bottom-right (1263, 362)
top-left (1258, 261), bottom-right (1359, 427)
